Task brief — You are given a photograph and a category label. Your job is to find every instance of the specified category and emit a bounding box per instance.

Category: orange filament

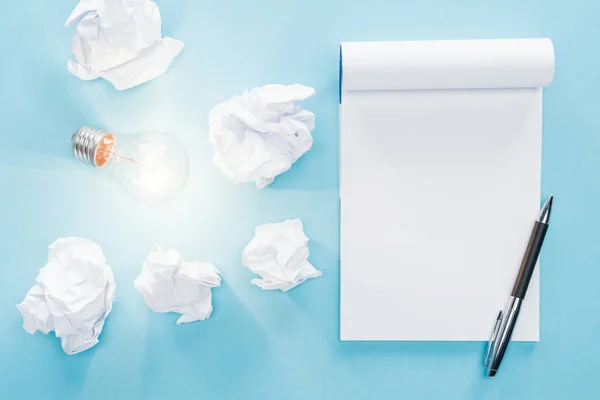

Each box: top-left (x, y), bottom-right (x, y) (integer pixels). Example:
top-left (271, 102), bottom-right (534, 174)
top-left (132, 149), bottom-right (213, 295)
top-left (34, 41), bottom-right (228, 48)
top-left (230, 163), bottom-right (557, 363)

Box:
top-left (94, 133), bottom-right (116, 168)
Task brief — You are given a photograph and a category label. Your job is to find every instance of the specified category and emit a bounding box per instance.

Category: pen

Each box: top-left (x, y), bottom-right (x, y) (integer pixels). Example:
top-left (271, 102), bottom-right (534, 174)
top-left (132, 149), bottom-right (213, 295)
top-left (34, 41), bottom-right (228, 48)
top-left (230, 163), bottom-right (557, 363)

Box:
top-left (484, 195), bottom-right (553, 378)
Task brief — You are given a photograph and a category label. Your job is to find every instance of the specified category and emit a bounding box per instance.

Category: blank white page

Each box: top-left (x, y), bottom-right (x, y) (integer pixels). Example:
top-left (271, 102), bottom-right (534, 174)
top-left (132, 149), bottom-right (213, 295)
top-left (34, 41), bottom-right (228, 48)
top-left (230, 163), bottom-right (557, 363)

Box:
top-left (339, 39), bottom-right (554, 341)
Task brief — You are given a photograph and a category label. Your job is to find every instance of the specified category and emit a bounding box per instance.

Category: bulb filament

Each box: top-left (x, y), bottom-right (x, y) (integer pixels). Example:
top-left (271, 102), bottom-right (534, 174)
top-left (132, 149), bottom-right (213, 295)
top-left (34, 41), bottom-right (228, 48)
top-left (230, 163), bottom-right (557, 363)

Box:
top-left (94, 133), bottom-right (142, 167)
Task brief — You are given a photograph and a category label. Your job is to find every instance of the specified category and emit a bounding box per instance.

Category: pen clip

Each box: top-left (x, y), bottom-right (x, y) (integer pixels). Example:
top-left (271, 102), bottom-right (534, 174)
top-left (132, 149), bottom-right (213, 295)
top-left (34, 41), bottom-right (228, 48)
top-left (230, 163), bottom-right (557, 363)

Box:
top-left (485, 310), bottom-right (503, 367)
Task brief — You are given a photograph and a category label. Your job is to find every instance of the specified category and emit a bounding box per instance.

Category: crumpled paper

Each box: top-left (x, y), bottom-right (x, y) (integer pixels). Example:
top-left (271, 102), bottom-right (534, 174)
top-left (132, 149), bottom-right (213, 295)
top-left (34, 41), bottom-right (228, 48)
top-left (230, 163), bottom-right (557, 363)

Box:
top-left (209, 84), bottom-right (316, 188)
top-left (65, 0), bottom-right (184, 90)
top-left (134, 248), bottom-right (221, 324)
top-left (242, 219), bottom-right (322, 291)
top-left (16, 238), bottom-right (116, 355)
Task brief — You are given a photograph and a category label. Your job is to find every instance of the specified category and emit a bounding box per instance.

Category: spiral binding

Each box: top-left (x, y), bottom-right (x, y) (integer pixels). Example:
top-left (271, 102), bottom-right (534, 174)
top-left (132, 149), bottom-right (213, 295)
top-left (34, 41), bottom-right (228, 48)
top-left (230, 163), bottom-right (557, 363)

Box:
top-left (72, 126), bottom-right (108, 167)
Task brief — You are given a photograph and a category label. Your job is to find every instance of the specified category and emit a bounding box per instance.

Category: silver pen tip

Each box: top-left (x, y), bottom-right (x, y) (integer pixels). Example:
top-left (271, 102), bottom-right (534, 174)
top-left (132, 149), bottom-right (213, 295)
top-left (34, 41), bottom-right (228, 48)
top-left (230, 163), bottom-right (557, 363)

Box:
top-left (538, 195), bottom-right (553, 224)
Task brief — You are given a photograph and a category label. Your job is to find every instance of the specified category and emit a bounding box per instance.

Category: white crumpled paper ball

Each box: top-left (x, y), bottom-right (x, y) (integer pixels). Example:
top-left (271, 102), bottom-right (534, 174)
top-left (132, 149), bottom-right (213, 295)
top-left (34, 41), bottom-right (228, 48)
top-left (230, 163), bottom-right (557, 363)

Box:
top-left (242, 219), bottom-right (322, 292)
top-left (16, 238), bottom-right (116, 355)
top-left (134, 248), bottom-right (221, 324)
top-left (209, 84), bottom-right (316, 188)
top-left (65, 0), bottom-right (184, 90)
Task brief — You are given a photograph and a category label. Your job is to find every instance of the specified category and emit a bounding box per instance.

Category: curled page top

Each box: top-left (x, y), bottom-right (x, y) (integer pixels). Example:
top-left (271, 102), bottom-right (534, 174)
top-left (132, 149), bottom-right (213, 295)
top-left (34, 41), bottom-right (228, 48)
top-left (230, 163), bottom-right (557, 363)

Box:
top-left (242, 219), bottom-right (322, 292)
top-left (341, 39), bottom-right (555, 92)
top-left (66, 0), bottom-right (184, 90)
top-left (209, 84), bottom-right (316, 188)
top-left (134, 248), bottom-right (221, 324)
top-left (16, 238), bottom-right (116, 355)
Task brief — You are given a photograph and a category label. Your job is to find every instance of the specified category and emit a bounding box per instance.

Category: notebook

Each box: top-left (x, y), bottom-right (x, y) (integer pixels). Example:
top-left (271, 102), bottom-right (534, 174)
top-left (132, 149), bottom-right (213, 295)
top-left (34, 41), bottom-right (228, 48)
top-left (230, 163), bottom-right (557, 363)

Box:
top-left (339, 39), bottom-right (554, 341)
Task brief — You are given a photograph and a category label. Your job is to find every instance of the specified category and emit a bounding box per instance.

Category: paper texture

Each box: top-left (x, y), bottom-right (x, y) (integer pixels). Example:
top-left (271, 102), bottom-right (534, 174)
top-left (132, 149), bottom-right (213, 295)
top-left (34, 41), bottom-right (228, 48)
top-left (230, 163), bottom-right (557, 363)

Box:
top-left (341, 39), bottom-right (555, 91)
top-left (16, 238), bottom-right (116, 354)
top-left (243, 219), bottom-right (322, 291)
top-left (134, 248), bottom-right (221, 324)
top-left (209, 84), bottom-right (315, 188)
top-left (339, 39), bottom-right (554, 341)
top-left (65, 0), bottom-right (184, 90)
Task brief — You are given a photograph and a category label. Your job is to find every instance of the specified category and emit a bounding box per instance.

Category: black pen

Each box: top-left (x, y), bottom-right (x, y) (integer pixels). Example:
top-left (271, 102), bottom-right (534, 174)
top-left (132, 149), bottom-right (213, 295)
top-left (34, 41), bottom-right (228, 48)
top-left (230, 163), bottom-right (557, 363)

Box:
top-left (484, 195), bottom-right (553, 378)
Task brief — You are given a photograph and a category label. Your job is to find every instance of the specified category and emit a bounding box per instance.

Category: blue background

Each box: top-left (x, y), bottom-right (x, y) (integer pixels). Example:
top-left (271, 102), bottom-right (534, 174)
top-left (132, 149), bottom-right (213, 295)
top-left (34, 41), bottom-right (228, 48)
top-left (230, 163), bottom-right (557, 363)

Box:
top-left (0, 0), bottom-right (597, 399)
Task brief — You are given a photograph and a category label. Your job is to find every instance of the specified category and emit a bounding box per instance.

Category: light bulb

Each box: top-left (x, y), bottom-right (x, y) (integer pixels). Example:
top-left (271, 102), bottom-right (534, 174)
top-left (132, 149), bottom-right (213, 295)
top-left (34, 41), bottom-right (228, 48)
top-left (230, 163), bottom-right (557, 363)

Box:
top-left (72, 126), bottom-right (189, 202)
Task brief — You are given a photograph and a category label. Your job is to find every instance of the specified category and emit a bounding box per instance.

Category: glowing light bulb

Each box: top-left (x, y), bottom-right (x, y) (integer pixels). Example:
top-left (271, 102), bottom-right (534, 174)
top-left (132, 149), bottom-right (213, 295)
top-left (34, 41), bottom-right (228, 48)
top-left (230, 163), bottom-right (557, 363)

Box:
top-left (72, 126), bottom-right (189, 202)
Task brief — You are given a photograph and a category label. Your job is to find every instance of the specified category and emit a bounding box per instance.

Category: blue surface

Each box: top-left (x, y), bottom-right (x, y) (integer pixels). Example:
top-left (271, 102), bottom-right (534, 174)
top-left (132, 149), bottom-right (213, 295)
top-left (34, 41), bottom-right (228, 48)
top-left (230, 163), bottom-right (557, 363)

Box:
top-left (0, 1), bottom-right (597, 399)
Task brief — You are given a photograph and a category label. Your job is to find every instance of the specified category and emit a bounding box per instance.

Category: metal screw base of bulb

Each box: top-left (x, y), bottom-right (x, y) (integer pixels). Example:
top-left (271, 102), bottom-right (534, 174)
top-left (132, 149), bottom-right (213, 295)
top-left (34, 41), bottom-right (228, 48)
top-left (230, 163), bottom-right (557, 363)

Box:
top-left (72, 126), bottom-right (108, 167)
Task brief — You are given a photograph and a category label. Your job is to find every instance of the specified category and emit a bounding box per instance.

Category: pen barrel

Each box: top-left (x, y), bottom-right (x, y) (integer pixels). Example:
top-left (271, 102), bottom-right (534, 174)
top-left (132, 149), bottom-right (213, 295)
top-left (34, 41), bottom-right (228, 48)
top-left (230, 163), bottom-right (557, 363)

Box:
top-left (511, 221), bottom-right (548, 299)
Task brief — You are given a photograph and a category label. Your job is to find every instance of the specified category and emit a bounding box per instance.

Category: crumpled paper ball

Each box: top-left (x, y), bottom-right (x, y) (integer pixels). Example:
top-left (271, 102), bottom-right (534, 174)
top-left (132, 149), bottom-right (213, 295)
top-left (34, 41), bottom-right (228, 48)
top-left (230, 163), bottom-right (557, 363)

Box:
top-left (242, 219), bottom-right (322, 292)
top-left (65, 0), bottom-right (184, 90)
top-left (134, 248), bottom-right (221, 324)
top-left (209, 84), bottom-right (316, 188)
top-left (16, 238), bottom-right (116, 355)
